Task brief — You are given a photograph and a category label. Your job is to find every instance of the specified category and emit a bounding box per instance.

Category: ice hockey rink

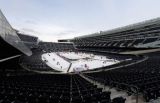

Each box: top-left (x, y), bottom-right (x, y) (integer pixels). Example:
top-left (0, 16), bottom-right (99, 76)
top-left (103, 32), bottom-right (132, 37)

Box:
top-left (42, 52), bottom-right (120, 73)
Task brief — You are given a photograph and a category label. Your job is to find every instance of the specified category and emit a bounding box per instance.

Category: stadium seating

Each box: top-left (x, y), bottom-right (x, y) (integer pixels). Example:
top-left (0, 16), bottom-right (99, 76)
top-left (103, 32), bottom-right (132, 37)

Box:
top-left (0, 74), bottom-right (71, 103)
top-left (1, 9), bottom-right (160, 103)
top-left (72, 22), bottom-right (160, 53)
top-left (71, 75), bottom-right (112, 103)
top-left (84, 51), bottom-right (160, 102)
top-left (20, 48), bottom-right (60, 72)
top-left (39, 42), bottom-right (76, 52)
top-left (0, 73), bottom-right (127, 103)
top-left (17, 33), bottom-right (38, 43)
top-left (17, 33), bottom-right (38, 49)
top-left (142, 38), bottom-right (158, 44)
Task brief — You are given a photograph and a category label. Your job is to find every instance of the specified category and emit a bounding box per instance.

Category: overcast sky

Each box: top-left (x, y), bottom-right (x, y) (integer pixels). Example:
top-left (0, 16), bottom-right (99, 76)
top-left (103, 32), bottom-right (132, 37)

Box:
top-left (0, 0), bottom-right (160, 42)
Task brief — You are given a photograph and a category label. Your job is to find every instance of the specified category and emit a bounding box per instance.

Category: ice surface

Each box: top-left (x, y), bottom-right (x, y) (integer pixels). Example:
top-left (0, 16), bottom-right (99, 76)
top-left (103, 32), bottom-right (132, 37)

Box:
top-left (42, 52), bottom-right (119, 73)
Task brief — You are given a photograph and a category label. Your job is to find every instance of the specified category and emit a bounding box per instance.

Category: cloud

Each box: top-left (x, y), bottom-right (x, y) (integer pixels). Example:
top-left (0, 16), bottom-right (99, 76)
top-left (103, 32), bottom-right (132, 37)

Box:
top-left (2, 0), bottom-right (160, 42)
top-left (15, 21), bottom-right (78, 41)
top-left (54, 30), bottom-right (76, 36)
top-left (21, 28), bottom-right (39, 33)
top-left (25, 20), bottom-right (37, 25)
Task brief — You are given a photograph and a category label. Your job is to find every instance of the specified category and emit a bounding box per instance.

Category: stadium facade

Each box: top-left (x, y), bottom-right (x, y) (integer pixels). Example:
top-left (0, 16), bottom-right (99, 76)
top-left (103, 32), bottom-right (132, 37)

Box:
top-left (0, 10), bottom-right (32, 60)
top-left (73, 18), bottom-right (160, 48)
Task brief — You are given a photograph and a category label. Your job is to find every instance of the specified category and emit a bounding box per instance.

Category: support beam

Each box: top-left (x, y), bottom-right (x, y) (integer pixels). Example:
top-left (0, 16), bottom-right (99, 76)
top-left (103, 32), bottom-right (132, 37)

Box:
top-left (0, 55), bottom-right (21, 62)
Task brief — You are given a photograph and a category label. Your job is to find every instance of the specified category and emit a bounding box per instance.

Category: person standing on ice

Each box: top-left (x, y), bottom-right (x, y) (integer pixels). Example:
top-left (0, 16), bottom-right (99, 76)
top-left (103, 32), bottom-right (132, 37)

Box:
top-left (85, 64), bottom-right (89, 70)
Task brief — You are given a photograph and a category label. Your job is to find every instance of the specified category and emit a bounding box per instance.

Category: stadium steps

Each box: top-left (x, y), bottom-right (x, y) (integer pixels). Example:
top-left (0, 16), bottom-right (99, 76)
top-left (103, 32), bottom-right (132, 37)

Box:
top-left (79, 74), bottom-right (145, 103)
top-left (148, 98), bottom-right (160, 103)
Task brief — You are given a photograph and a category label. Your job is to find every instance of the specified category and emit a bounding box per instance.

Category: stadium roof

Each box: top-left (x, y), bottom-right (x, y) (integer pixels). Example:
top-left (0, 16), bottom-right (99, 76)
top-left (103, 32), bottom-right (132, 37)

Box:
top-left (0, 10), bottom-right (32, 56)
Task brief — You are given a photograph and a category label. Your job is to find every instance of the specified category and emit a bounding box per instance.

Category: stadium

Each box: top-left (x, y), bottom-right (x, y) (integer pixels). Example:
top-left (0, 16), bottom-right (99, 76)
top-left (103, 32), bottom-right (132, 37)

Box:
top-left (1, 7), bottom-right (160, 103)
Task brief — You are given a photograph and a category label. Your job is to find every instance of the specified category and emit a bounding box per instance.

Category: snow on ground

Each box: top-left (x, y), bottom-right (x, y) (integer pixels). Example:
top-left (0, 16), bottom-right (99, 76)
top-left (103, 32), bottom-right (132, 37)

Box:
top-left (42, 52), bottom-right (120, 73)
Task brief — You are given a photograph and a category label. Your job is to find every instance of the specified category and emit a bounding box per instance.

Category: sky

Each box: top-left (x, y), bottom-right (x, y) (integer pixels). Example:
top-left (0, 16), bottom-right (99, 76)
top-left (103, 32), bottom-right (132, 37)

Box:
top-left (0, 0), bottom-right (160, 42)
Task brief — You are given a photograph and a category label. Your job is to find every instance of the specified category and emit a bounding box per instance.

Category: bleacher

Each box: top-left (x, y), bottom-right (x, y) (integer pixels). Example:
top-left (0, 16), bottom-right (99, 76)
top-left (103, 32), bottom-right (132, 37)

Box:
top-left (84, 51), bottom-right (160, 102)
top-left (0, 73), bottom-right (127, 103)
top-left (20, 48), bottom-right (60, 72)
top-left (71, 18), bottom-right (160, 53)
top-left (39, 42), bottom-right (76, 52)
top-left (0, 74), bottom-right (71, 103)
top-left (17, 33), bottom-right (38, 43)
top-left (71, 75), bottom-right (112, 103)
top-left (17, 33), bottom-right (39, 49)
